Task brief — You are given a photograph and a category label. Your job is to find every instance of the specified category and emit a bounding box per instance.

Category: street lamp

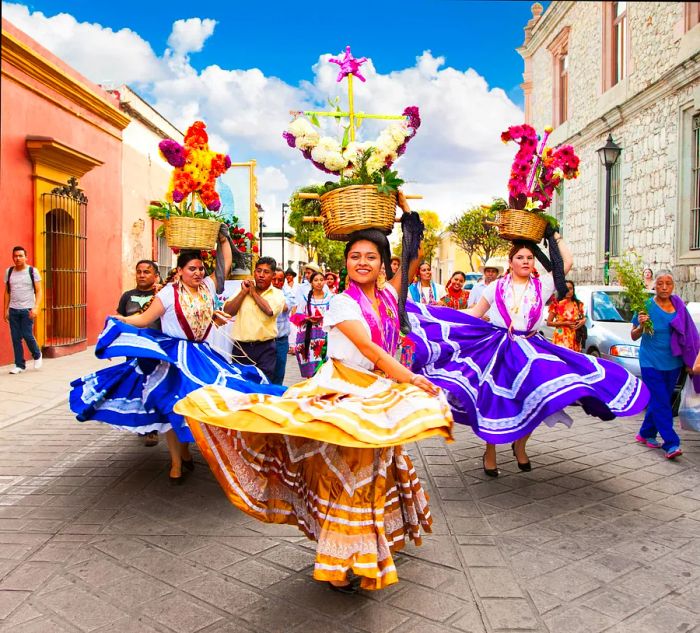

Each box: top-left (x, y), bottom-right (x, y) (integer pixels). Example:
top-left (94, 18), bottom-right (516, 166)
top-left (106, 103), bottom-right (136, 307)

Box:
top-left (257, 204), bottom-right (265, 257)
top-left (281, 202), bottom-right (289, 270)
top-left (596, 134), bottom-right (622, 285)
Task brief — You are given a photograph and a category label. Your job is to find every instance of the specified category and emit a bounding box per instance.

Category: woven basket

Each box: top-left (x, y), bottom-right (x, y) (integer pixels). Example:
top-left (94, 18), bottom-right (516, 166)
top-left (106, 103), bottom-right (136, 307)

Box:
top-left (319, 185), bottom-right (397, 240)
top-left (494, 209), bottom-right (548, 242)
top-left (163, 216), bottom-right (221, 250)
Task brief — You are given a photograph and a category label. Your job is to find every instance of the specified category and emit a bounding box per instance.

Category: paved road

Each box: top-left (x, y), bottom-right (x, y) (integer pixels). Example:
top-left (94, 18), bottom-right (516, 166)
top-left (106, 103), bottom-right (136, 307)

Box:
top-left (1, 360), bottom-right (699, 632)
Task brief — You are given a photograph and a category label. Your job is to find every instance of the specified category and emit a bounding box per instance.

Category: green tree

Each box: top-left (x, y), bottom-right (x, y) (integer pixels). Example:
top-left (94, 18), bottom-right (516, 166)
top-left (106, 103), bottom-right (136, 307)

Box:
top-left (287, 185), bottom-right (326, 263)
top-left (287, 184), bottom-right (346, 271)
top-left (391, 210), bottom-right (440, 262)
top-left (448, 199), bottom-right (509, 271)
top-left (317, 240), bottom-right (346, 272)
top-left (418, 210), bottom-right (441, 263)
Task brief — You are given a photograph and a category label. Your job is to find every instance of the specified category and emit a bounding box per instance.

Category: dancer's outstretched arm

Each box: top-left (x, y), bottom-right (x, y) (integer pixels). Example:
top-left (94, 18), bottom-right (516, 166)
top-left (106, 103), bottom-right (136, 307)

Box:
top-left (554, 232), bottom-right (573, 275)
top-left (466, 297), bottom-right (490, 319)
top-left (113, 297), bottom-right (166, 328)
top-left (388, 191), bottom-right (422, 296)
top-left (335, 319), bottom-right (438, 395)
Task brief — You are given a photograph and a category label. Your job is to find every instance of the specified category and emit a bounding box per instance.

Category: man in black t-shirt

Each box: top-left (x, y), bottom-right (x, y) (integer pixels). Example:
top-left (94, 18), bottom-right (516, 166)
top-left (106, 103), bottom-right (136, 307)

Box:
top-left (117, 260), bottom-right (161, 446)
top-left (117, 260), bottom-right (161, 323)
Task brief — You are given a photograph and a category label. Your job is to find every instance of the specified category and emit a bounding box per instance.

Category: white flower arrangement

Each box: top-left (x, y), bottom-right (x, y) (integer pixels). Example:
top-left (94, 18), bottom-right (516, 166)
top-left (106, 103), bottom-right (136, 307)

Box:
top-left (283, 107), bottom-right (420, 179)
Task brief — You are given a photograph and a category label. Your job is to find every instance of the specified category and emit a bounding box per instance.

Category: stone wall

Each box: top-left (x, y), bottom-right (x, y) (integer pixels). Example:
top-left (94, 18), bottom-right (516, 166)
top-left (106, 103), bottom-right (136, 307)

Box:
top-left (521, 1), bottom-right (700, 300)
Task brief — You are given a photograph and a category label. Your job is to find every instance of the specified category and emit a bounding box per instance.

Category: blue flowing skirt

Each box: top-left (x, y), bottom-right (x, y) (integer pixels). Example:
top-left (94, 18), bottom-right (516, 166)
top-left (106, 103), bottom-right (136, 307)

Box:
top-left (70, 318), bottom-right (285, 442)
top-left (407, 303), bottom-right (649, 444)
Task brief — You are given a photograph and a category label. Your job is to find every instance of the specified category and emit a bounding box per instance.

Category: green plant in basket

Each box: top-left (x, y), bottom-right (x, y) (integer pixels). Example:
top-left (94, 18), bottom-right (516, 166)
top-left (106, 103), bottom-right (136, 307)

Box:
top-left (612, 252), bottom-right (654, 335)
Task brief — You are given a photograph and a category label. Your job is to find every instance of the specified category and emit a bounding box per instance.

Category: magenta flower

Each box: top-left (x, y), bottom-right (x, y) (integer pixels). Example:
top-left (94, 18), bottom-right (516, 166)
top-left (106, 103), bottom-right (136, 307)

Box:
top-left (159, 139), bottom-right (186, 168)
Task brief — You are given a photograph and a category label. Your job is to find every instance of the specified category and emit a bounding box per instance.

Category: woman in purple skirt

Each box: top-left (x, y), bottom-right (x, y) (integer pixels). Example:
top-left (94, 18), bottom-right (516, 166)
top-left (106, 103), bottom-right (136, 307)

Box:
top-left (407, 237), bottom-right (649, 477)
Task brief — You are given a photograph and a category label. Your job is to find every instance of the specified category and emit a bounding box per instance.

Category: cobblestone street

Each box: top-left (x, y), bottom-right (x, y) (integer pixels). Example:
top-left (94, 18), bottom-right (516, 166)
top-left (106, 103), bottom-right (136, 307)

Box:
top-left (1, 359), bottom-right (700, 633)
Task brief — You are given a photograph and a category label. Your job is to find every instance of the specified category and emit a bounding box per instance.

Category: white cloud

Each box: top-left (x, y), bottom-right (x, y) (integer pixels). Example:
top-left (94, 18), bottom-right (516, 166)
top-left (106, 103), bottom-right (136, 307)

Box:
top-left (3, 5), bottom-right (524, 229)
top-left (2, 2), bottom-right (165, 85)
top-left (166, 18), bottom-right (216, 55)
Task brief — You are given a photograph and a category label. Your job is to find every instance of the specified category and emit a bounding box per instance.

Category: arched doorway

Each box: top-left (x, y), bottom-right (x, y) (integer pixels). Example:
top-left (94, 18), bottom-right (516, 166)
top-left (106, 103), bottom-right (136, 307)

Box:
top-left (42, 178), bottom-right (87, 349)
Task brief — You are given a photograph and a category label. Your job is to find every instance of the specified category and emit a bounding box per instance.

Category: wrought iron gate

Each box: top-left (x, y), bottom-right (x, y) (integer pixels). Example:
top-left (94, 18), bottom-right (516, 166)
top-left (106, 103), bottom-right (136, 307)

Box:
top-left (41, 177), bottom-right (88, 347)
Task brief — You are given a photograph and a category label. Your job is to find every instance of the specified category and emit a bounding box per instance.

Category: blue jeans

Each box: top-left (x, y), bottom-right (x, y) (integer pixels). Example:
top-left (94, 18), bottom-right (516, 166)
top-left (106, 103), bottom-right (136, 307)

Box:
top-left (9, 308), bottom-right (41, 369)
top-left (272, 335), bottom-right (289, 385)
top-left (639, 366), bottom-right (682, 450)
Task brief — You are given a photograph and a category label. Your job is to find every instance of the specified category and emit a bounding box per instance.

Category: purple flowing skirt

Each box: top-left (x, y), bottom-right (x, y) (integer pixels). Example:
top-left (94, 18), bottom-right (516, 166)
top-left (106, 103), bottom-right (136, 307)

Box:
top-left (406, 303), bottom-right (650, 444)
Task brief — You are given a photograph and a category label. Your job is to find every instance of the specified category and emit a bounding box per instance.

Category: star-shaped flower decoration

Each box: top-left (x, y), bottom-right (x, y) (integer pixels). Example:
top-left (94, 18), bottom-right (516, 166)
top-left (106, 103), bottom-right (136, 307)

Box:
top-left (329, 45), bottom-right (368, 83)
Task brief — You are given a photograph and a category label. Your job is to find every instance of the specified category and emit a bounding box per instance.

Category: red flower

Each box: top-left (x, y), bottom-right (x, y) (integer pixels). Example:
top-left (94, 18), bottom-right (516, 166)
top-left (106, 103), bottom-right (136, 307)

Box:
top-left (252, 244), bottom-right (259, 253)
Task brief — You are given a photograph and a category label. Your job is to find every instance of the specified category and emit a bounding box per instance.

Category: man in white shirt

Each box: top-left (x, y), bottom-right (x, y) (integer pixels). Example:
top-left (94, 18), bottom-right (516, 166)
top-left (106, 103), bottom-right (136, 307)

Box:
top-left (272, 268), bottom-right (295, 385)
top-left (467, 259), bottom-right (504, 308)
top-left (3, 246), bottom-right (43, 374)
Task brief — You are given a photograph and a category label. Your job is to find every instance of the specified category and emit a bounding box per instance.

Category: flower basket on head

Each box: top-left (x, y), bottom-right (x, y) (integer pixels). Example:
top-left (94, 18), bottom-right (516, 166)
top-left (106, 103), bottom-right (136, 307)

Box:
top-left (156, 121), bottom-right (232, 251)
top-left (284, 47), bottom-right (423, 241)
top-left (163, 216), bottom-right (222, 250)
top-left (491, 208), bottom-right (549, 242)
top-left (299, 185), bottom-right (397, 241)
top-left (497, 124), bottom-right (580, 242)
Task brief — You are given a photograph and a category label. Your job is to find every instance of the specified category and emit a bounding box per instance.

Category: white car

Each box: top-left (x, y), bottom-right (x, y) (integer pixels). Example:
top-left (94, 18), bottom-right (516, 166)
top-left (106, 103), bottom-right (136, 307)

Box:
top-left (541, 285), bottom-right (653, 377)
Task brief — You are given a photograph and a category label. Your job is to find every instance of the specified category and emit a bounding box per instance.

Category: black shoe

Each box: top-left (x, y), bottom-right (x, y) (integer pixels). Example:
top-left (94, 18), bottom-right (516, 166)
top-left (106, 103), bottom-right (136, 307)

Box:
top-left (482, 454), bottom-right (500, 478)
top-left (511, 442), bottom-right (532, 472)
top-left (328, 576), bottom-right (361, 594)
top-left (169, 474), bottom-right (185, 486)
top-left (182, 458), bottom-right (195, 472)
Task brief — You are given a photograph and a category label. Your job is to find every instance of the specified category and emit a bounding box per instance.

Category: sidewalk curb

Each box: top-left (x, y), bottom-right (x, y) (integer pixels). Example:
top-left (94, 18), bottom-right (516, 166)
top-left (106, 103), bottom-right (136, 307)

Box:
top-left (0, 393), bottom-right (69, 431)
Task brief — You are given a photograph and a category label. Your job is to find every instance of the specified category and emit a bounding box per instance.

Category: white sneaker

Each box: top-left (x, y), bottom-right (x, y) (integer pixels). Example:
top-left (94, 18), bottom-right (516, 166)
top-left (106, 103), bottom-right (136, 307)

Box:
top-left (9, 366), bottom-right (25, 375)
top-left (33, 354), bottom-right (42, 370)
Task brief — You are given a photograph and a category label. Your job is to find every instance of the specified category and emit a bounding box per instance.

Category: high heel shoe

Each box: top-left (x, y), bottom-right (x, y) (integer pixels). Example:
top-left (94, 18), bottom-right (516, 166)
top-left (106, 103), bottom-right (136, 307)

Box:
top-left (182, 458), bottom-right (195, 472)
top-left (482, 454), bottom-right (500, 478)
top-left (511, 442), bottom-right (532, 472)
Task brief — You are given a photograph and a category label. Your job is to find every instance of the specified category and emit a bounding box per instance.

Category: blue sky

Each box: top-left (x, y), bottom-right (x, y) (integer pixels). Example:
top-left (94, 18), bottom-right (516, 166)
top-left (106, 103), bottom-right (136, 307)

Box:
top-left (20, 0), bottom-right (546, 105)
top-left (5, 1), bottom-right (549, 226)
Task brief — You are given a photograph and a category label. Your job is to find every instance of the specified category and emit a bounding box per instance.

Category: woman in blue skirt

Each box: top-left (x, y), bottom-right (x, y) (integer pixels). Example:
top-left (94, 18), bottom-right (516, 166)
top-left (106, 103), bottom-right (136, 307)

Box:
top-left (70, 235), bottom-right (284, 484)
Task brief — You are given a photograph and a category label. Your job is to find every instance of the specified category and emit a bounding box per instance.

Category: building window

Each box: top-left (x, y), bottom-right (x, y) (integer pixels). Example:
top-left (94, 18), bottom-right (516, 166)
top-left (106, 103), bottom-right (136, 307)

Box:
top-left (608, 161), bottom-right (621, 257)
top-left (548, 27), bottom-right (570, 127)
top-left (558, 54), bottom-right (569, 125)
top-left (603, 1), bottom-right (628, 91)
top-left (554, 185), bottom-right (565, 236)
top-left (613, 2), bottom-right (627, 85)
top-left (156, 233), bottom-right (171, 281)
top-left (691, 114), bottom-right (700, 250)
top-left (686, 2), bottom-right (700, 31)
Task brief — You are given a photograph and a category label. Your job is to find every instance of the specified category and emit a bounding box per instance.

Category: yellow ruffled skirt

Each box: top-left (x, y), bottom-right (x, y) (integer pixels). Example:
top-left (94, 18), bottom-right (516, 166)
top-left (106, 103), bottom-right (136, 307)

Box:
top-left (174, 359), bottom-right (453, 590)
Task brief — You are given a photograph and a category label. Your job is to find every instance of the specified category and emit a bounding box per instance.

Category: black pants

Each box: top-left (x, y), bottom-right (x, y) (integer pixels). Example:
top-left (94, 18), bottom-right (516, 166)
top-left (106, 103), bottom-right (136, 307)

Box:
top-left (235, 339), bottom-right (276, 384)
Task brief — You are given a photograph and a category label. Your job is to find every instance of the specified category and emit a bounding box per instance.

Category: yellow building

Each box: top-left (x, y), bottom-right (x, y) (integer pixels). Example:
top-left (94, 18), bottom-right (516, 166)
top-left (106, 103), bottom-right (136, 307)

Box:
top-left (432, 231), bottom-right (482, 284)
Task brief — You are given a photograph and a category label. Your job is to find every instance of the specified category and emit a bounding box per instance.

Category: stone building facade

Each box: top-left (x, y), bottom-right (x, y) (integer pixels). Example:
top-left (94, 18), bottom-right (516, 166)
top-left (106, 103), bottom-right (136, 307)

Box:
top-left (519, 1), bottom-right (700, 298)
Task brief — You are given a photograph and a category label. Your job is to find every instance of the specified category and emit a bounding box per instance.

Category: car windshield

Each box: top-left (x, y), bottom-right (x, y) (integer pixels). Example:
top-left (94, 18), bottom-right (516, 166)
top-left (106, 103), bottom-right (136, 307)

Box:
top-left (591, 291), bottom-right (638, 323)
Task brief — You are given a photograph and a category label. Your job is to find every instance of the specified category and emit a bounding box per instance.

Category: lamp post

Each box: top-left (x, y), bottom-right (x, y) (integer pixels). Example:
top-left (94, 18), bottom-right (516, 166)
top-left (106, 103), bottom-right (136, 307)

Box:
top-left (596, 134), bottom-right (622, 285)
top-left (257, 204), bottom-right (265, 257)
top-left (281, 202), bottom-right (289, 270)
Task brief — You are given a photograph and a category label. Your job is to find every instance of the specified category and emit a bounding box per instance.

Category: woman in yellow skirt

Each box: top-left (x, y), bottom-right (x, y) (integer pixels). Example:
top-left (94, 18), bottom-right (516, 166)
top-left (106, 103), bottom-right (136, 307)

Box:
top-left (175, 214), bottom-right (453, 593)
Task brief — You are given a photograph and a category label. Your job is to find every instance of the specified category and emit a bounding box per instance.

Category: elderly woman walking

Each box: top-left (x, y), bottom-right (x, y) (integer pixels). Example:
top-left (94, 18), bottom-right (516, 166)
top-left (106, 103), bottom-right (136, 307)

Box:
top-left (632, 270), bottom-right (700, 459)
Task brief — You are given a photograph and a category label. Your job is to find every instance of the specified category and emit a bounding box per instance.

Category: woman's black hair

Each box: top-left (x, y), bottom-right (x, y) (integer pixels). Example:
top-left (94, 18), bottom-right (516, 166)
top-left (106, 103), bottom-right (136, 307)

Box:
top-left (176, 250), bottom-right (204, 269)
top-left (302, 271), bottom-right (325, 360)
top-left (343, 229), bottom-right (394, 281)
top-left (450, 271), bottom-right (466, 282)
top-left (343, 214), bottom-right (425, 336)
top-left (564, 278), bottom-right (580, 304)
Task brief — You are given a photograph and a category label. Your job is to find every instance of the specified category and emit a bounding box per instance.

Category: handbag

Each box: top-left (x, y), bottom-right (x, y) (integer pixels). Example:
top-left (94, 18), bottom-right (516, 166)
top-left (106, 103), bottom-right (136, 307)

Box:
top-left (574, 302), bottom-right (587, 349)
top-left (678, 375), bottom-right (700, 432)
